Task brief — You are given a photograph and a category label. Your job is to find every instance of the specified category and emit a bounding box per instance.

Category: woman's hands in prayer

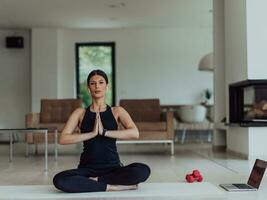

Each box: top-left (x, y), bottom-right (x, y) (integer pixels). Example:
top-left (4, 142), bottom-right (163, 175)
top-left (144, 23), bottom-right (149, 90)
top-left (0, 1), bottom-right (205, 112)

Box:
top-left (91, 112), bottom-right (99, 138)
top-left (98, 112), bottom-right (104, 136)
top-left (91, 111), bottom-right (105, 137)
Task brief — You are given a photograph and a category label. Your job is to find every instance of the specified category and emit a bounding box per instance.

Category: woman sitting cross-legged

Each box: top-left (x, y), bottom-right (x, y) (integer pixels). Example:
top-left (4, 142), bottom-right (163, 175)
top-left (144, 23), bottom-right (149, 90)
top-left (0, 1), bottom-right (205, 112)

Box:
top-left (53, 69), bottom-right (151, 193)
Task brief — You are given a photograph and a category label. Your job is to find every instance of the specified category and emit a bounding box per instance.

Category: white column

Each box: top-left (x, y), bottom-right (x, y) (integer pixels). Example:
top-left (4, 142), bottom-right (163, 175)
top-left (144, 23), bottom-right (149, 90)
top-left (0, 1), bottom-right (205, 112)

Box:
top-left (246, 0), bottom-right (267, 79)
top-left (220, 0), bottom-right (267, 158)
top-left (224, 0), bottom-right (249, 157)
top-left (213, 0), bottom-right (226, 149)
top-left (246, 0), bottom-right (267, 159)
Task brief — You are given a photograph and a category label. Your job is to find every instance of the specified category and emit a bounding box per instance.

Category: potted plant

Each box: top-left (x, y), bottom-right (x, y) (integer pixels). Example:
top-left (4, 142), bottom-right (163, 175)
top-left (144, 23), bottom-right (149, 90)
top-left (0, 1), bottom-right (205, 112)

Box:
top-left (201, 89), bottom-right (212, 106)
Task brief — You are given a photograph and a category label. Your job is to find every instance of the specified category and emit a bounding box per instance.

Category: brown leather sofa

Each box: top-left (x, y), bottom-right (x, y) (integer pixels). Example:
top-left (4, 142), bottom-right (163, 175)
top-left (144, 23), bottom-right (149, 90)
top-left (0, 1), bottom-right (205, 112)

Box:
top-left (119, 99), bottom-right (174, 155)
top-left (25, 99), bottom-right (82, 155)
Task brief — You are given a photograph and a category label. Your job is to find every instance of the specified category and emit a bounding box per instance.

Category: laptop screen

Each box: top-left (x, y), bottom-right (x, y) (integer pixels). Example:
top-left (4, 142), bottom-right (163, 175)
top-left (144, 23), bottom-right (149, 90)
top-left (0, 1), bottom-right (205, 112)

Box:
top-left (247, 159), bottom-right (267, 189)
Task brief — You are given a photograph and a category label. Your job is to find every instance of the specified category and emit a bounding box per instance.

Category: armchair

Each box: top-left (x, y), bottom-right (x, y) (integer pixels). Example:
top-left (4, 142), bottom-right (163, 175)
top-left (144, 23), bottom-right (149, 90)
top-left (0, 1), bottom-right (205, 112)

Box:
top-left (119, 99), bottom-right (174, 155)
top-left (25, 99), bottom-right (82, 156)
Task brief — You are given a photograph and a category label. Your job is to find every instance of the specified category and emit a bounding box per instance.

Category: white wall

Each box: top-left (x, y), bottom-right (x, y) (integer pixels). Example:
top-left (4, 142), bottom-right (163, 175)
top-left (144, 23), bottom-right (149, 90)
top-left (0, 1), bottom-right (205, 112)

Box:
top-left (56, 27), bottom-right (213, 106)
top-left (246, 0), bottom-right (267, 79)
top-left (31, 29), bottom-right (59, 111)
top-left (0, 29), bottom-right (30, 130)
top-left (0, 27), bottom-right (213, 127)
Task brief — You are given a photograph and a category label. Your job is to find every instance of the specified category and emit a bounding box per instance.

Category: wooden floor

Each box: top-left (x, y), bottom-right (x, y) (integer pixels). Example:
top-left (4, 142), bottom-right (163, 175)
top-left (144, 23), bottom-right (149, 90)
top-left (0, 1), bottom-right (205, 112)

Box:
top-left (0, 142), bottom-right (267, 199)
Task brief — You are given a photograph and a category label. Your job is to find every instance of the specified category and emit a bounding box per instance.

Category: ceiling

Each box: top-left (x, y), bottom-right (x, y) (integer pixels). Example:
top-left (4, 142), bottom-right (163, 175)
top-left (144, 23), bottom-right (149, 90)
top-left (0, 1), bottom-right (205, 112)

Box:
top-left (0, 0), bottom-right (212, 29)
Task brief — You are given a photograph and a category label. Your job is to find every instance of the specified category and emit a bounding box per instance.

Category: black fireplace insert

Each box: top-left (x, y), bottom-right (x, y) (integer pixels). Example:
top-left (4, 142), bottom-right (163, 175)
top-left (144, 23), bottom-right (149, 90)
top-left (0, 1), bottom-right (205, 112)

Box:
top-left (229, 79), bottom-right (267, 127)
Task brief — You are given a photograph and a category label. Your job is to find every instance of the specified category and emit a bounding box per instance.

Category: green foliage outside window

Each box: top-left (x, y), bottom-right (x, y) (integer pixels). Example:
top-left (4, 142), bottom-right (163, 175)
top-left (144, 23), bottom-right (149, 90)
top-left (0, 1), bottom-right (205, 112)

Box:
top-left (77, 45), bottom-right (114, 108)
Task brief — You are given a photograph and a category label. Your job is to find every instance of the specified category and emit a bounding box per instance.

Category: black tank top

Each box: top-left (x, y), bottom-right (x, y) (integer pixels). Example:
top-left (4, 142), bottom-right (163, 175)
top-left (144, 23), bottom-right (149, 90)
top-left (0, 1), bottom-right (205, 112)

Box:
top-left (78, 105), bottom-right (121, 169)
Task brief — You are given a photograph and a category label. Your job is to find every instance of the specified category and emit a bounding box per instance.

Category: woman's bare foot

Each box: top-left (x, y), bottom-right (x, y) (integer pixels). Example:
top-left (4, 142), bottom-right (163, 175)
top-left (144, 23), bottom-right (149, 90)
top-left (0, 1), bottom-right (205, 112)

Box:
top-left (106, 184), bottom-right (138, 191)
top-left (89, 177), bottom-right (98, 181)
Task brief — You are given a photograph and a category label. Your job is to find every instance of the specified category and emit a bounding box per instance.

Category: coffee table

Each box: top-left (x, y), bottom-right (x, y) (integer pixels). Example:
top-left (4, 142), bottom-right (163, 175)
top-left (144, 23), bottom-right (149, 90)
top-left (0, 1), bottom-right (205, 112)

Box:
top-left (0, 128), bottom-right (54, 172)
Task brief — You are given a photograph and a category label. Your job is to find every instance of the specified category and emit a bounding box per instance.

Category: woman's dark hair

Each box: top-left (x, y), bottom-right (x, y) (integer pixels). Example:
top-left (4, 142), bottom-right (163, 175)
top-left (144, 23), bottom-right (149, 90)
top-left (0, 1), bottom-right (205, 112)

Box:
top-left (87, 69), bottom-right (109, 85)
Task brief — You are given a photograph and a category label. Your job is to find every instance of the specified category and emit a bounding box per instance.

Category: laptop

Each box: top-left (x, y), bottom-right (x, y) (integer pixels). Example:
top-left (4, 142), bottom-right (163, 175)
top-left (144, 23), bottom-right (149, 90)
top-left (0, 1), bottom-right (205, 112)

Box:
top-left (220, 159), bottom-right (267, 191)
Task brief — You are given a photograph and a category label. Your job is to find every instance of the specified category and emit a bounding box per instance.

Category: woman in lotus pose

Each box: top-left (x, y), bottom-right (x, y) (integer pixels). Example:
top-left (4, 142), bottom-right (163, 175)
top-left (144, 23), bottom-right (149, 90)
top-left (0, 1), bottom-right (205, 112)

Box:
top-left (53, 69), bottom-right (150, 193)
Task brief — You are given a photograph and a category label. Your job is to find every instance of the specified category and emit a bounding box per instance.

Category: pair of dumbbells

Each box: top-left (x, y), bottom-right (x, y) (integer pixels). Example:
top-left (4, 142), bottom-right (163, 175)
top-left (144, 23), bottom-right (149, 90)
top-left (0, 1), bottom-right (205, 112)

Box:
top-left (185, 170), bottom-right (203, 183)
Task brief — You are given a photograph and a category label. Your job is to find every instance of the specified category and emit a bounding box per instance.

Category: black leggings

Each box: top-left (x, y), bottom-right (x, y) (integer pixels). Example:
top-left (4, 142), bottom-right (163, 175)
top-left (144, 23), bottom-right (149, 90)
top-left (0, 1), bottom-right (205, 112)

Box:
top-left (53, 163), bottom-right (150, 193)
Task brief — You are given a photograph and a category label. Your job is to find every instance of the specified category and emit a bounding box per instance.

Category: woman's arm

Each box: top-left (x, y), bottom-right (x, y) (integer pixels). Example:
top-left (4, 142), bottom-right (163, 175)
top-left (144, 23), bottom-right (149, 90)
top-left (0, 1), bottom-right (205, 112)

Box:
top-left (99, 107), bottom-right (139, 140)
top-left (59, 108), bottom-right (99, 145)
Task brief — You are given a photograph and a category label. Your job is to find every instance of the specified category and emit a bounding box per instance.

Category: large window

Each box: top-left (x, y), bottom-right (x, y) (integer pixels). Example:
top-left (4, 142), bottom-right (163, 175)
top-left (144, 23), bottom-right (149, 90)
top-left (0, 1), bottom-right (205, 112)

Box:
top-left (76, 42), bottom-right (115, 107)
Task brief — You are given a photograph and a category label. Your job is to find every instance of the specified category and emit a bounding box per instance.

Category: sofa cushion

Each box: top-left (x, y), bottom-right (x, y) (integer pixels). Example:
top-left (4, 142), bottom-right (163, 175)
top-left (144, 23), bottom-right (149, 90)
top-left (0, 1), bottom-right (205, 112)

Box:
top-left (120, 99), bottom-right (161, 122)
top-left (135, 122), bottom-right (166, 131)
top-left (40, 99), bottom-right (82, 123)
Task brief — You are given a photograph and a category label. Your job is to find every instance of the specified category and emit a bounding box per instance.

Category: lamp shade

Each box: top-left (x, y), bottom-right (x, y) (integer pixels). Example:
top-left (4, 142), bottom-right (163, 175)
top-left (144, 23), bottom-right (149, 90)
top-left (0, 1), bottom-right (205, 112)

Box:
top-left (198, 53), bottom-right (213, 71)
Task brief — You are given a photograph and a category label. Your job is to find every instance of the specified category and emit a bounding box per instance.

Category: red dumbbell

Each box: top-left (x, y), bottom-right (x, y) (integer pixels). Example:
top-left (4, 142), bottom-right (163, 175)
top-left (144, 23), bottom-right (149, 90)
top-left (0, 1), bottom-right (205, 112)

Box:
top-left (185, 169), bottom-right (203, 183)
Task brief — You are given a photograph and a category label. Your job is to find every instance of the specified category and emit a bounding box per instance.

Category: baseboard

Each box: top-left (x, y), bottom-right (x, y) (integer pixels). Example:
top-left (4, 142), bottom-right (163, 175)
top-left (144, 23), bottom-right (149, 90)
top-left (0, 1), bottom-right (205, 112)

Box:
top-left (212, 145), bottom-right (226, 152)
top-left (226, 149), bottom-right (248, 159)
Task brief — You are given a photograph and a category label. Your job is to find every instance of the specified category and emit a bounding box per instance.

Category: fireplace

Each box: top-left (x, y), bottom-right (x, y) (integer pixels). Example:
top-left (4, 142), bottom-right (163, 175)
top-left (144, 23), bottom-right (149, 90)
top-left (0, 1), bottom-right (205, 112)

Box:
top-left (229, 80), bottom-right (267, 126)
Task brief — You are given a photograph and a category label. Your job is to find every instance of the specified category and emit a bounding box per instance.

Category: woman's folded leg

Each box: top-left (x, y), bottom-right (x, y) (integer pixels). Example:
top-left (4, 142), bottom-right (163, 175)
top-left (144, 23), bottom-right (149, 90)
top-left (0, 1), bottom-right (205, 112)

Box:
top-left (98, 163), bottom-right (151, 185)
top-left (53, 168), bottom-right (107, 193)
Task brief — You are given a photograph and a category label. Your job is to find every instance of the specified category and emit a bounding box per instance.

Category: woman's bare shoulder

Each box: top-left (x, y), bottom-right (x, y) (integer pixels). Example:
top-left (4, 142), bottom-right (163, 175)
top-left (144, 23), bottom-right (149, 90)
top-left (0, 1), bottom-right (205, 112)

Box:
top-left (71, 108), bottom-right (86, 127)
top-left (74, 107), bottom-right (86, 115)
top-left (70, 108), bottom-right (86, 120)
top-left (111, 106), bottom-right (125, 114)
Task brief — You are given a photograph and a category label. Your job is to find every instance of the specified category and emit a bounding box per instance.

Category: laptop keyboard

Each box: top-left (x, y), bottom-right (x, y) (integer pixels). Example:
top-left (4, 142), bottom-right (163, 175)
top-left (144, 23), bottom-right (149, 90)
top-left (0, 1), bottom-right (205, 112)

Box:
top-left (232, 184), bottom-right (253, 189)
